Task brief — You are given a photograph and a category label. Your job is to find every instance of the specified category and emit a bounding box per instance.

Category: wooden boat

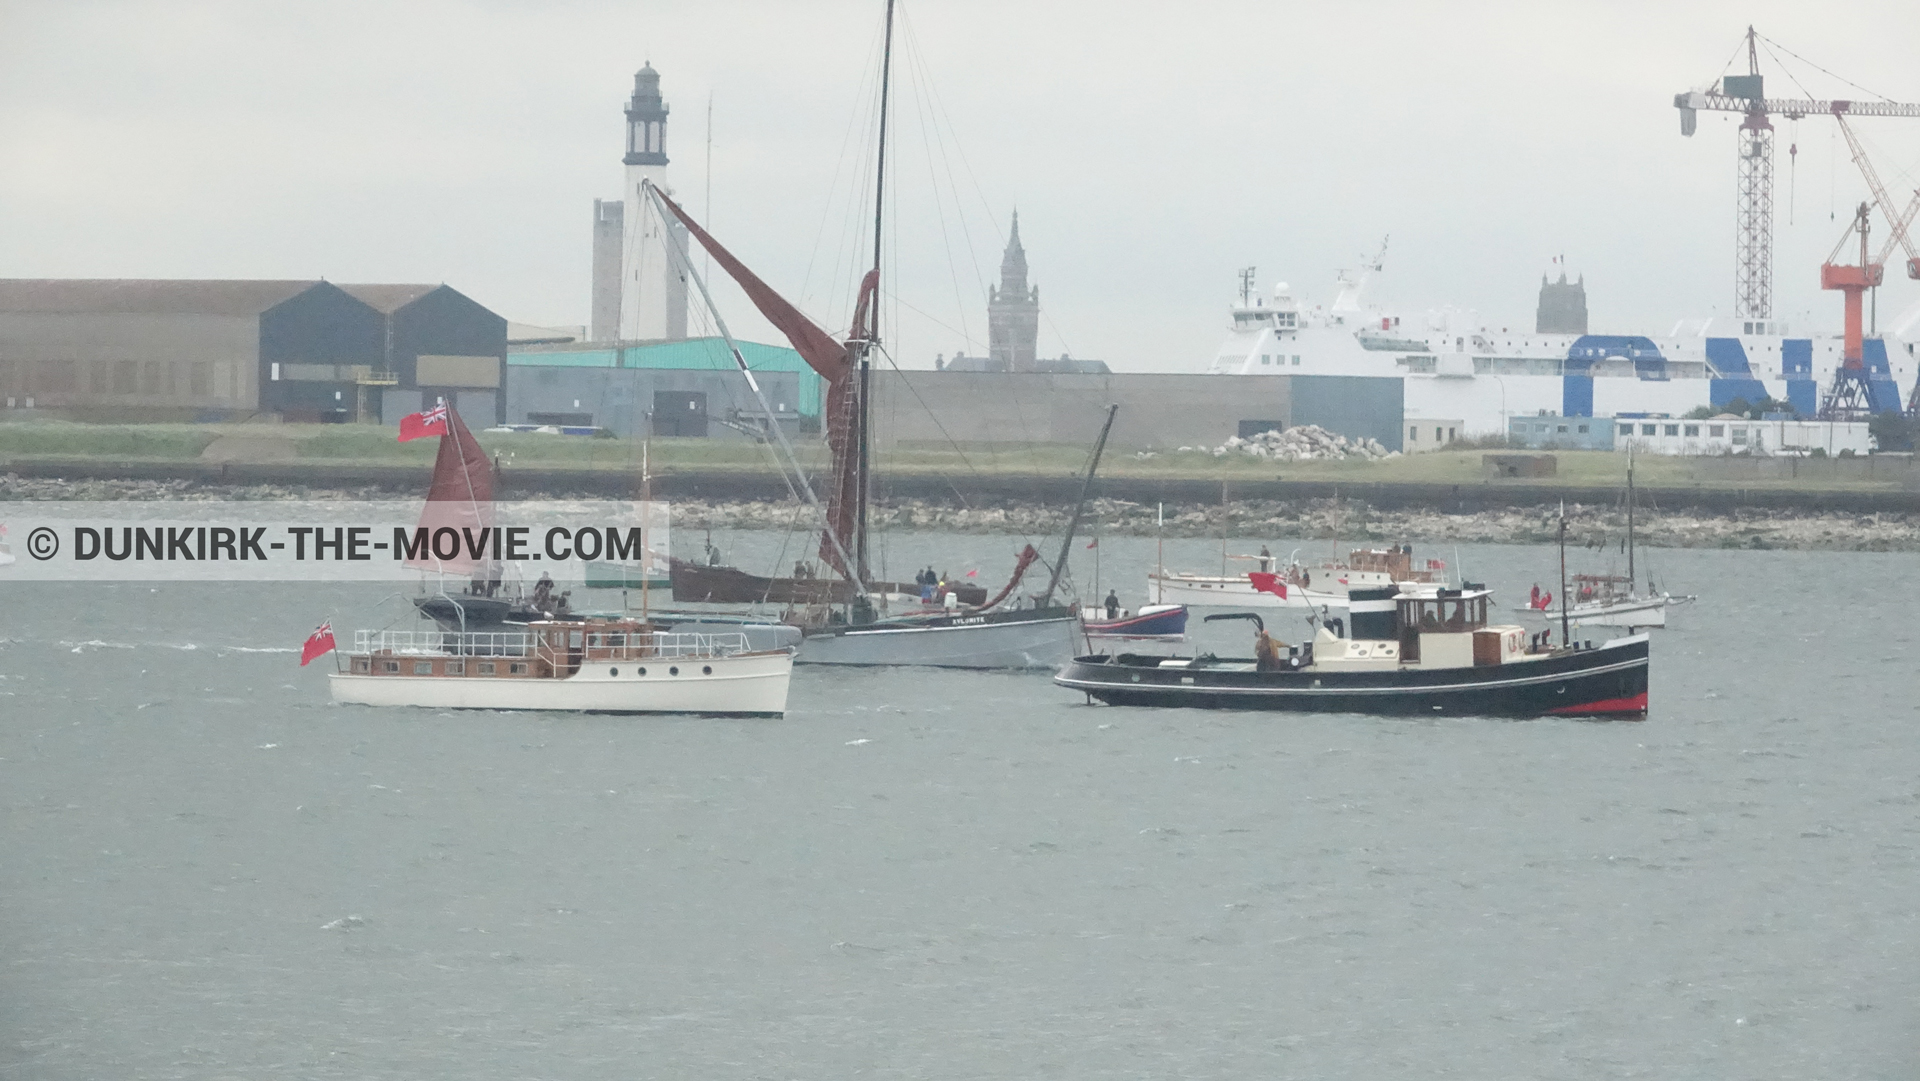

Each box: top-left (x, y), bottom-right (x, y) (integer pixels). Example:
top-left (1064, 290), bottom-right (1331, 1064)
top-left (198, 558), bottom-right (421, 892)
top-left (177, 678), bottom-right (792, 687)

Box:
top-left (1056, 587), bottom-right (1649, 718)
top-left (328, 618), bottom-right (792, 716)
top-left (1080, 603), bottom-right (1188, 641)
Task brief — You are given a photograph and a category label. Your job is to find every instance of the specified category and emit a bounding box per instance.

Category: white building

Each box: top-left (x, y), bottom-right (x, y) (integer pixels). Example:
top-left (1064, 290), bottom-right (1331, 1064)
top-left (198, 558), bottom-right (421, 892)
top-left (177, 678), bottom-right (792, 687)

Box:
top-left (1614, 414), bottom-right (1871, 457)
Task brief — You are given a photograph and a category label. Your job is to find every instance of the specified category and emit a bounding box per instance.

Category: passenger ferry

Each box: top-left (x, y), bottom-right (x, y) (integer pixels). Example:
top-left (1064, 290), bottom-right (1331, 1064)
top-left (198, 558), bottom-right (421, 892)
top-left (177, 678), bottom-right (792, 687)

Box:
top-left (329, 618), bottom-right (793, 716)
top-left (1207, 259), bottom-right (1919, 437)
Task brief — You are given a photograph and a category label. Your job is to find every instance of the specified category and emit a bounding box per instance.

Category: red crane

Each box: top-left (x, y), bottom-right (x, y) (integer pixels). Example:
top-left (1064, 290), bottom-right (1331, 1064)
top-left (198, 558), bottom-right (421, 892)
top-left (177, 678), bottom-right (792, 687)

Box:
top-left (1674, 27), bottom-right (1920, 325)
top-left (1819, 115), bottom-right (1920, 419)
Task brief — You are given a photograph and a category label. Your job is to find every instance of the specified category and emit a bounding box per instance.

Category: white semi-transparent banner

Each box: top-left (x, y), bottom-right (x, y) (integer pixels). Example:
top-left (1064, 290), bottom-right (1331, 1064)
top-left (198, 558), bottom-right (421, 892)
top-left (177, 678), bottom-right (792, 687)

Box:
top-left (0, 501), bottom-right (669, 582)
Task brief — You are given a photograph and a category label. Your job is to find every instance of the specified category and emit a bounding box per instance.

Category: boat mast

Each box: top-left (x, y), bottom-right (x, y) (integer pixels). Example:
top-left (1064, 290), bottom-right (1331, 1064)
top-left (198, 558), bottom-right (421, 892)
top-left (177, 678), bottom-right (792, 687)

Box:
top-left (1558, 501), bottom-right (1571, 646)
top-left (1626, 442), bottom-right (1636, 590)
top-left (1040, 404), bottom-right (1119, 606)
top-left (640, 431), bottom-right (651, 622)
top-left (854, 0), bottom-right (897, 585)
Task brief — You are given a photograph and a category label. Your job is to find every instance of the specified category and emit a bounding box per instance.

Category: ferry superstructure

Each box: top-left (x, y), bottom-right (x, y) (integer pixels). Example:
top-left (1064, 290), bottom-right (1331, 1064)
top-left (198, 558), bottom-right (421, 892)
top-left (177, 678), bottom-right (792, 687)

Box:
top-left (1206, 263), bottom-right (1920, 437)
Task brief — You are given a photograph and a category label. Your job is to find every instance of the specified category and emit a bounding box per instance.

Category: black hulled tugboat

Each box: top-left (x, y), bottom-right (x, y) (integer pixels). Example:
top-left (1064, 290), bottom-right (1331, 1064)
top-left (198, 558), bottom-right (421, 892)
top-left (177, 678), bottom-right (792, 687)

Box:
top-left (1054, 584), bottom-right (1649, 719)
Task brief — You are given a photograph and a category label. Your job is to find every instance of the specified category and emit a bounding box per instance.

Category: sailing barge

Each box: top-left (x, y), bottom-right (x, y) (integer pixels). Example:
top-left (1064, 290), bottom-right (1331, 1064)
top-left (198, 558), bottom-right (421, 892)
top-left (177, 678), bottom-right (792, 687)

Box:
top-left (1056, 586), bottom-right (1649, 718)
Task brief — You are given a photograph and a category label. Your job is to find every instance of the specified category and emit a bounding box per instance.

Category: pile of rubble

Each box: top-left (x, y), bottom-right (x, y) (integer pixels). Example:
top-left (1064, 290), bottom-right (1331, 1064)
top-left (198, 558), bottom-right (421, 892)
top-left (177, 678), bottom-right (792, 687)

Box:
top-left (1183, 425), bottom-right (1398, 461)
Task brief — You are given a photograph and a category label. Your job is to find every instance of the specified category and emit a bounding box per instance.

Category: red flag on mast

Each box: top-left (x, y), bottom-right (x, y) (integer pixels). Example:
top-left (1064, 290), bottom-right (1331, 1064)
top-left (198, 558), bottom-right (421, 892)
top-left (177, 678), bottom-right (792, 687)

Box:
top-left (398, 401), bottom-right (449, 442)
top-left (300, 621), bottom-right (336, 666)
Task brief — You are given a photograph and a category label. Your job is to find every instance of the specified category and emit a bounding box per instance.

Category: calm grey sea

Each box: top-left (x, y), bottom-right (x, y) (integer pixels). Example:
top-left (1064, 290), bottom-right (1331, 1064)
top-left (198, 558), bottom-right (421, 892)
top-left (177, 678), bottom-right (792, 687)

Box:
top-left (3, 534), bottom-right (1916, 1079)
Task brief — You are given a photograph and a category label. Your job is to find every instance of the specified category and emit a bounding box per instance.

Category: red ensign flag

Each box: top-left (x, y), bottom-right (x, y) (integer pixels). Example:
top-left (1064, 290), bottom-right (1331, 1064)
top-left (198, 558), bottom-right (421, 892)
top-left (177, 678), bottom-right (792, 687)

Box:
top-left (1247, 572), bottom-right (1288, 599)
top-left (1085, 538), bottom-right (1098, 549)
top-left (397, 402), bottom-right (450, 442)
top-left (300, 621), bottom-right (336, 666)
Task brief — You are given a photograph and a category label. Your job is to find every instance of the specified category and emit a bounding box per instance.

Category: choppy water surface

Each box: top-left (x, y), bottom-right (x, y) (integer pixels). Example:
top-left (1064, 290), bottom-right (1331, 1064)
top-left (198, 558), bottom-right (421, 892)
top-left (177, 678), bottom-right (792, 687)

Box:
top-left (2, 536), bottom-right (1916, 1079)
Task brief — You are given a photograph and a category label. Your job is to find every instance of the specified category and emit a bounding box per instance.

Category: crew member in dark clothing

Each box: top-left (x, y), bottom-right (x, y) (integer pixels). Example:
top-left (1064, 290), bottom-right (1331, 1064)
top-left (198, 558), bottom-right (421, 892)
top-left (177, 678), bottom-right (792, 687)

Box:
top-left (1104, 590), bottom-right (1120, 619)
top-left (1258, 545), bottom-right (1272, 573)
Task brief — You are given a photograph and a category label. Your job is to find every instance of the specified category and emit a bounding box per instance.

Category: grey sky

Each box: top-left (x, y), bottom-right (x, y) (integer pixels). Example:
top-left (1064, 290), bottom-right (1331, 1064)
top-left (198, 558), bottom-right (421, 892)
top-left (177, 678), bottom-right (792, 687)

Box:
top-left (5, 0), bottom-right (1920, 371)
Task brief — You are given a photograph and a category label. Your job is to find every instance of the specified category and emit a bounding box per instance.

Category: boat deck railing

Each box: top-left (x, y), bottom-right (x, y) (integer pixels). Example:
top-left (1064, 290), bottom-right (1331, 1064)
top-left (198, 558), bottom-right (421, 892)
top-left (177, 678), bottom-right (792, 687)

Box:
top-left (350, 628), bottom-right (755, 661)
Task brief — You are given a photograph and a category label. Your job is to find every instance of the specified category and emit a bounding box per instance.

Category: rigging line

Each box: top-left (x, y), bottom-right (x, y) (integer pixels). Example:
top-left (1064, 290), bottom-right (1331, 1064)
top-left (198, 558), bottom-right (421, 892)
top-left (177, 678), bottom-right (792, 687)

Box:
top-left (799, 23), bottom-right (886, 312)
top-left (920, 71), bottom-right (991, 337)
top-left (1757, 31), bottom-right (1896, 103)
top-left (1755, 38), bottom-right (1818, 103)
top-left (871, 342), bottom-right (982, 501)
top-left (1040, 308), bottom-right (1077, 360)
top-left (883, 288), bottom-right (974, 340)
top-left (684, 299), bottom-right (796, 498)
top-left (898, 10), bottom-right (977, 355)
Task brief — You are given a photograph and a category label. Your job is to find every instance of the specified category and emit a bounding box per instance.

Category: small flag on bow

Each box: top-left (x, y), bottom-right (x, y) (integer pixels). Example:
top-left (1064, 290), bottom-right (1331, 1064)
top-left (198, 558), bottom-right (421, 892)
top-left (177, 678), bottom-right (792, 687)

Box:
top-left (300, 621), bottom-right (336, 666)
top-left (397, 402), bottom-right (450, 442)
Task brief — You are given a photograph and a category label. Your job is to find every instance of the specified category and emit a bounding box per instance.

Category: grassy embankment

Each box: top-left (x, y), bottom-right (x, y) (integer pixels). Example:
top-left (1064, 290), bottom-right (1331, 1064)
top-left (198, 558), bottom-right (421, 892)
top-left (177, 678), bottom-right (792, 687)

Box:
top-left (0, 420), bottom-right (1914, 493)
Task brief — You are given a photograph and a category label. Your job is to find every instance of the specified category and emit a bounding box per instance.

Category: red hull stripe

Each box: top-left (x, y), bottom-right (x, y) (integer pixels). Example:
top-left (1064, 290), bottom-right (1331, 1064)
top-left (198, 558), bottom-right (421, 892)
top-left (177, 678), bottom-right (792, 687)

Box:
top-left (1547, 691), bottom-right (1648, 715)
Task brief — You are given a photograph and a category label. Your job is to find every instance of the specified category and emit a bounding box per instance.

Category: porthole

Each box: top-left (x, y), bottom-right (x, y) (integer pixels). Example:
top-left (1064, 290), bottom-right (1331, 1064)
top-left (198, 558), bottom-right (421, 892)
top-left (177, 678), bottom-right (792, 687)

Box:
top-left (669, 666), bottom-right (680, 676)
top-left (637, 667), bottom-right (647, 676)
top-left (702, 665), bottom-right (712, 675)
top-left (1130, 673), bottom-right (1141, 682)
top-left (609, 667), bottom-right (619, 677)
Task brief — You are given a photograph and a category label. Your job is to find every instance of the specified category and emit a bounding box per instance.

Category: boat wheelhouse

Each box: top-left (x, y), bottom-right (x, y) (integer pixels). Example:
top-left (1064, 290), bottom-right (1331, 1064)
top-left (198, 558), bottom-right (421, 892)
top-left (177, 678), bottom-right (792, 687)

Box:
top-left (329, 618), bottom-right (793, 716)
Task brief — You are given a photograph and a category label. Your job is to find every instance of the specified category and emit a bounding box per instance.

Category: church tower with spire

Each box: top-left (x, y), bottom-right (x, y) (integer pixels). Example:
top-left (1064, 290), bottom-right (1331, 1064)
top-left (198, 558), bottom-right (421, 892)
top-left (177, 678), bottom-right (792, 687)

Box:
top-left (614, 63), bottom-right (687, 341)
top-left (987, 211), bottom-right (1039, 371)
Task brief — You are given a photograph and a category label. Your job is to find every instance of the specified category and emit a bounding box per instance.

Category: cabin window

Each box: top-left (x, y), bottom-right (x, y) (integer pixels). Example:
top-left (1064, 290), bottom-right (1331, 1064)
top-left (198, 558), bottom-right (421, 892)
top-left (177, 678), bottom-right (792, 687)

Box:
top-left (382, 660), bottom-right (400, 673)
top-left (1709, 424), bottom-right (1724, 437)
top-left (509, 662), bottom-right (528, 675)
top-left (413, 661), bottom-right (433, 675)
top-left (1641, 423), bottom-right (1656, 436)
top-left (445, 661), bottom-right (464, 675)
top-left (1291, 356), bottom-right (1300, 365)
top-left (1618, 423), bottom-right (1632, 436)
top-left (669, 666), bottom-right (680, 676)
top-left (352, 657), bottom-right (369, 673)
top-left (1577, 424), bottom-right (1589, 433)
top-left (1684, 424), bottom-right (1700, 436)
top-left (1409, 426), bottom-right (1418, 441)
top-left (1732, 428), bottom-right (1747, 444)
top-left (1664, 424), bottom-right (1679, 436)
top-left (477, 661), bottom-right (496, 675)
top-left (1556, 424), bottom-right (1567, 433)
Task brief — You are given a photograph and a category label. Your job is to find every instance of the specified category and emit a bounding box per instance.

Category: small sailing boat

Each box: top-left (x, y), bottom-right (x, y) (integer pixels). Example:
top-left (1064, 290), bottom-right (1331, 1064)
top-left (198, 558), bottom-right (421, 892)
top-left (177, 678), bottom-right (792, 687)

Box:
top-left (1519, 446), bottom-right (1695, 629)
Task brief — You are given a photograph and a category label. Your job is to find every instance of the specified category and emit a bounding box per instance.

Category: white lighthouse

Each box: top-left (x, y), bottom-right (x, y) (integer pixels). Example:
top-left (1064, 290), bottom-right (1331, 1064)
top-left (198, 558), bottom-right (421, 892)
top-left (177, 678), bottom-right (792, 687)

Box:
top-left (616, 64), bottom-right (687, 341)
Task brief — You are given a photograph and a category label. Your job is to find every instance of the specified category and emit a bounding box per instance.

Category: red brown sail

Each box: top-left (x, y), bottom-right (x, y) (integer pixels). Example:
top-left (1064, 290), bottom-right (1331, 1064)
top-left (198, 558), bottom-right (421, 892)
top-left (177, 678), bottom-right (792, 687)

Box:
top-left (651, 189), bottom-right (866, 579)
top-left (406, 403), bottom-right (493, 574)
